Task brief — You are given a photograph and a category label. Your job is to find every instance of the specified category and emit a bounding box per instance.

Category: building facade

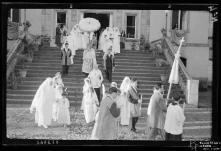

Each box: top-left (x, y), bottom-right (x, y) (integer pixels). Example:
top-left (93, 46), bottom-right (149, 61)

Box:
top-left (9, 9), bottom-right (213, 84)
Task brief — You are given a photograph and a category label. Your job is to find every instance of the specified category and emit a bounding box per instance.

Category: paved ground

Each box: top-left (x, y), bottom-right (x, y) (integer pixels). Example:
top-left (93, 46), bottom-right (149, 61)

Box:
top-left (6, 106), bottom-right (148, 140)
top-left (6, 85), bottom-right (212, 140)
top-left (6, 105), bottom-right (211, 141)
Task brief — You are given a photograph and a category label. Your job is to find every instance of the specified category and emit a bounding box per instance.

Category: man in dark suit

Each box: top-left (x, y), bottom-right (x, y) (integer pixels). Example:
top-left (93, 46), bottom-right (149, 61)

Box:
top-left (61, 42), bottom-right (72, 76)
top-left (128, 78), bottom-right (142, 132)
top-left (103, 45), bottom-right (115, 82)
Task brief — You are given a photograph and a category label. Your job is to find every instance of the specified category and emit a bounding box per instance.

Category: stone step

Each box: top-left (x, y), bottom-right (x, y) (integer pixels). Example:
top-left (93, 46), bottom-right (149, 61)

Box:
top-left (135, 125), bottom-right (211, 139)
top-left (17, 68), bottom-right (168, 75)
top-left (31, 59), bottom-right (158, 65)
top-left (12, 81), bottom-right (182, 92)
top-left (10, 84), bottom-right (165, 94)
top-left (34, 54), bottom-right (155, 60)
top-left (6, 98), bottom-right (82, 106)
top-left (6, 87), bottom-right (155, 94)
top-left (18, 70), bottom-right (164, 77)
top-left (19, 63), bottom-right (168, 70)
top-left (6, 92), bottom-right (155, 101)
top-left (138, 110), bottom-right (211, 119)
top-left (16, 64), bottom-right (168, 72)
top-left (20, 77), bottom-right (164, 85)
top-left (136, 115), bottom-right (211, 125)
top-left (38, 50), bottom-right (151, 55)
top-left (24, 73), bottom-right (162, 81)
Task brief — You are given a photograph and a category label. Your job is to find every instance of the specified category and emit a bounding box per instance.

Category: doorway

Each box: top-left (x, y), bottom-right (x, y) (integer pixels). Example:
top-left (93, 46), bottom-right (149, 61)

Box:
top-left (84, 13), bottom-right (110, 48)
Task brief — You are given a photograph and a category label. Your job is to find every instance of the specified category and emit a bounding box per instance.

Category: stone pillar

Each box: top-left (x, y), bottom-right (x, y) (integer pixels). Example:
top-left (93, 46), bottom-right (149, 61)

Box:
top-left (187, 79), bottom-right (199, 106)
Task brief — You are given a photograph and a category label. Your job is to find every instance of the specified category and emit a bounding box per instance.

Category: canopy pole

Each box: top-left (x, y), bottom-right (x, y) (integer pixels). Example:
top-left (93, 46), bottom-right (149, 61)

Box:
top-left (167, 83), bottom-right (172, 101)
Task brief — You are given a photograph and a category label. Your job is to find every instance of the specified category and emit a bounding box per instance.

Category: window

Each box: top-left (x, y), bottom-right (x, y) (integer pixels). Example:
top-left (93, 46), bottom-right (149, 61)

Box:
top-left (12, 9), bottom-right (19, 23)
top-left (126, 15), bottom-right (136, 38)
top-left (8, 9), bottom-right (11, 19)
top-left (57, 12), bottom-right (66, 26)
top-left (172, 10), bottom-right (185, 30)
top-left (8, 9), bottom-right (20, 23)
top-left (209, 37), bottom-right (213, 60)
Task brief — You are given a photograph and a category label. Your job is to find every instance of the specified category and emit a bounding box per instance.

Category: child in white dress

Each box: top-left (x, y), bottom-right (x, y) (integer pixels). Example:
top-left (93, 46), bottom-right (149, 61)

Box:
top-left (81, 77), bottom-right (99, 124)
top-left (56, 92), bottom-right (71, 127)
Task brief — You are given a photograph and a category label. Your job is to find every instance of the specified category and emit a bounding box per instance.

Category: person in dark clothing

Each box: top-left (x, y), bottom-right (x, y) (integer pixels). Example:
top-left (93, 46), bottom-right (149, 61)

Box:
top-left (93, 87), bottom-right (121, 140)
top-left (103, 45), bottom-right (115, 83)
top-left (61, 42), bottom-right (72, 76)
top-left (55, 24), bottom-right (62, 49)
top-left (128, 78), bottom-right (142, 132)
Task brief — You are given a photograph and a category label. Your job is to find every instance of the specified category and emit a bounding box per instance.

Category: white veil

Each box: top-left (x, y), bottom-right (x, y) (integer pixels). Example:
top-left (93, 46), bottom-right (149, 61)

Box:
top-left (83, 77), bottom-right (91, 94)
top-left (120, 76), bottom-right (131, 94)
top-left (30, 77), bottom-right (52, 112)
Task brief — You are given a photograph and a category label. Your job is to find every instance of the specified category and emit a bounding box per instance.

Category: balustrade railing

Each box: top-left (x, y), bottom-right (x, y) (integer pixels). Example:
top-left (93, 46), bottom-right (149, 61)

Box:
top-left (161, 37), bottom-right (192, 102)
top-left (7, 22), bottom-right (42, 89)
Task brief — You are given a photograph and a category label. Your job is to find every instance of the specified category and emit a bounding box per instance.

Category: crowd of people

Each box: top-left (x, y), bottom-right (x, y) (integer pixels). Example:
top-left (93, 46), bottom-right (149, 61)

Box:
top-left (29, 23), bottom-right (186, 141)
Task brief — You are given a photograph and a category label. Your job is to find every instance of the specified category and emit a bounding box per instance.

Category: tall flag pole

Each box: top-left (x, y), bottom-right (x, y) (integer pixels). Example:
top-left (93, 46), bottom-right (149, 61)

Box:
top-left (166, 37), bottom-right (185, 101)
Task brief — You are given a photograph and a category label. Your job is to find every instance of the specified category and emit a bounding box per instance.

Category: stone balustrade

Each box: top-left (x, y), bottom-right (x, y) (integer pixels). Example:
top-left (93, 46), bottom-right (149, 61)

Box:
top-left (161, 36), bottom-right (199, 107)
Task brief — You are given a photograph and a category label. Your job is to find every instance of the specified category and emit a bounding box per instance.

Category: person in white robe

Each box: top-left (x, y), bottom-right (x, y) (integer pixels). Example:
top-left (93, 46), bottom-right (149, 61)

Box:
top-left (81, 32), bottom-right (90, 50)
top-left (56, 93), bottom-right (71, 127)
top-left (88, 63), bottom-right (103, 106)
top-left (81, 77), bottom-right (99, 124)
top-left (146, 83), bottom-right (167, 140)
top-left (113, 27), bottom-right (121, 54)
top-left (118, 76), bottom-right (131, 126)
top-left (74, 24), bottom-right (83, 50)
top-left (164, 94), bottom-right (185, 141)
top-left (82, 42), bottom-right (97, 77)
top-left (91, 83), bottom-right (106, 140)
top-left (30, 77), bottom-right (57, 128)
top-left (52, 84), bottom-right (63, 121)
top-left (98, 28), bottom-right (106, 51)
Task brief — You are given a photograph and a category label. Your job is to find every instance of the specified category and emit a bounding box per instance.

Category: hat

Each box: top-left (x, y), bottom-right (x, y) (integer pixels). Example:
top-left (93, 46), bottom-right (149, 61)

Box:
top-left (173, 93), bottom-right (181, 102)
top-left (109, 86), bottom-right (121, 94)
top-left (54, 72), bottom-right (61, 78)
top-left (109, 86), bottom-right (122, 93)
top-left (110, 82), bottom-right (117, 88)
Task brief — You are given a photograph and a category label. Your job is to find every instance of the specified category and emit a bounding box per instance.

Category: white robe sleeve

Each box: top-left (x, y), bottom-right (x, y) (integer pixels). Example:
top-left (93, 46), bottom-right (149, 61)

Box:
top-left (176, 107), bottom-right (185, 124)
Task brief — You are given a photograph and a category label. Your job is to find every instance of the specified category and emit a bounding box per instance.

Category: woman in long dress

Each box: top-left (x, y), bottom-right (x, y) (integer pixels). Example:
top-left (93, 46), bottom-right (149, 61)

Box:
top-left (81, 77), bottom-right (99, 124)
top-left (56, 93), bottom-right (71, 127)
top-left (91, 83), bottom-right (106, 140)
top-left (119, 76), bottom-right (131, 126)
top-left (30, 77), bottom-right (57, 128)
top-left (113, 27), bottom-right (121, 54)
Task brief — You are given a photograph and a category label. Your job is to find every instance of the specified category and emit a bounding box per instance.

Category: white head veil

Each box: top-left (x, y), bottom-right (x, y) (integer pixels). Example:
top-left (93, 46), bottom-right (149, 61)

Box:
top-left (83, 77), bottom-right (91, 94)
top-left (30, 77), bottom-right (53, 112)
top-left (120, 76), bottom-right (131, 94)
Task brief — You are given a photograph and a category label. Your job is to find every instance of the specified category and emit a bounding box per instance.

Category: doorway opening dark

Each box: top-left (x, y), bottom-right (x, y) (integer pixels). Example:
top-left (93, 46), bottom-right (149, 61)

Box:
top-left (180, 57), bottom-right (187, 67)
top-left (84, 13), bottom-right (110, 48)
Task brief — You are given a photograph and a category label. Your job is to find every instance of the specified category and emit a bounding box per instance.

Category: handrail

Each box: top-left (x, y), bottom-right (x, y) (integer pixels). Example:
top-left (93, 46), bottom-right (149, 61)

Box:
top-left (7, 30), bottom-right (41, 88)
top-left (7, 39), bottom-right (22, 64)
top-left (165, 38), bottom-right (192, 80)
top-left (150, 38), bottom-right (162, 44)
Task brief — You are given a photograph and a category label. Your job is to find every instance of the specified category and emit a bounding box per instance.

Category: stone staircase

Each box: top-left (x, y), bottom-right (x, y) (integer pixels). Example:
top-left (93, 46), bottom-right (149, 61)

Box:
top-left (7, 46), bottom-right (211, 140)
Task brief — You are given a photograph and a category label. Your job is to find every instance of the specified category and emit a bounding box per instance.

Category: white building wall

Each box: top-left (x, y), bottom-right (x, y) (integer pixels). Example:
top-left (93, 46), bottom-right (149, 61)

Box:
top-left (183, 46), bottom-right (210, 79)
top-left (149, 10), bottom-right (166, 41)
top-left (186, 11), bottom-right (209, 44)
top-left (25, 9), bottom-right (42, 35)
